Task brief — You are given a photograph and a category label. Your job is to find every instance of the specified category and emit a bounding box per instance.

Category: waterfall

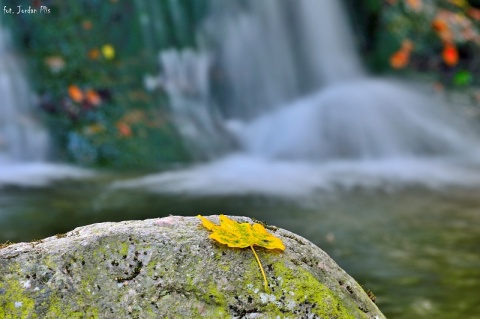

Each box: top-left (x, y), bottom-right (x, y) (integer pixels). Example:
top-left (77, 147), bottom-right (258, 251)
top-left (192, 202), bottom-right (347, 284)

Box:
top-left (118, 0), bottom-right (480, 195)
top-left (203, 0), bottom-right (364, 120)
top-left (158, 0), bottom-right (479, 160)
top-left (0, 18), bottom-right (91, 187)
top-left (0, 22), bottom-right (49, 163)
top-left (234, 80), bottom-right (478, 161)
top-left (157, 49), bottom-right (234, 159)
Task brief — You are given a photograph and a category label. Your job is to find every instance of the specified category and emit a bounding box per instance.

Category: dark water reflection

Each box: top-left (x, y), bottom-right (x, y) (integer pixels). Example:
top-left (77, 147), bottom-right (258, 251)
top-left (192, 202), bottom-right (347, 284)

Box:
top-left (1, 180), bottom-right (479, 319)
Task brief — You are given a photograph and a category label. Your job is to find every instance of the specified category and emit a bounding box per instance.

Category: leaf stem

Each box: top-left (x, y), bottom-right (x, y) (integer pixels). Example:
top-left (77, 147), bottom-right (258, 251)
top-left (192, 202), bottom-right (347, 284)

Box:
top-left (250, 245), bottom-right (269, 292)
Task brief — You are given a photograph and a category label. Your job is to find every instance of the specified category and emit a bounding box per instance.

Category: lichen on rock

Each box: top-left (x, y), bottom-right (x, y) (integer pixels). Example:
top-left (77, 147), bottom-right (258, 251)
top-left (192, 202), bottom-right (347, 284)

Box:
top-left (0, 215), bottom-right (386, 318)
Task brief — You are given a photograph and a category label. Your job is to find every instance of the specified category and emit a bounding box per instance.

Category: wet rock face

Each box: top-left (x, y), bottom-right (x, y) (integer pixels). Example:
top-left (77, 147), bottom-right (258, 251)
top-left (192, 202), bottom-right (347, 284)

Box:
top-left (0, 216), bottom-right (385, 318)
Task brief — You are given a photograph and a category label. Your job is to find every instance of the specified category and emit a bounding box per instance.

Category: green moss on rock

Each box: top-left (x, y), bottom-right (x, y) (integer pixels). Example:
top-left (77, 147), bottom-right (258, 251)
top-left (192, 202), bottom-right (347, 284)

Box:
top-left (0, 216), bottom-right (385, 318)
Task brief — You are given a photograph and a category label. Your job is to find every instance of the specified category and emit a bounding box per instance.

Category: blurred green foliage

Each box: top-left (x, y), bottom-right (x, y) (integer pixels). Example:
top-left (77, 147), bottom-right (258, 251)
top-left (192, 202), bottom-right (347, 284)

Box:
top-left (348, 0), bottom-right (480, 88)
top-left (6, 0), bottom-right (196, 168)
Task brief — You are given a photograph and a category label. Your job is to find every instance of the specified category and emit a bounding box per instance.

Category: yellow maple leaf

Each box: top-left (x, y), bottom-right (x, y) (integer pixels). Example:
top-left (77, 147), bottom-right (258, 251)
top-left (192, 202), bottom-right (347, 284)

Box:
top-left (197, 215), bottom-right (285, 291)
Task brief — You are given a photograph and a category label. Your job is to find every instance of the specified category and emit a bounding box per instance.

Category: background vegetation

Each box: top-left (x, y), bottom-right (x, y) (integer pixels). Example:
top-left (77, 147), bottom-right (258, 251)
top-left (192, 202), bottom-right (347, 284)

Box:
top-left (5, 0), bottom-right (480, 167)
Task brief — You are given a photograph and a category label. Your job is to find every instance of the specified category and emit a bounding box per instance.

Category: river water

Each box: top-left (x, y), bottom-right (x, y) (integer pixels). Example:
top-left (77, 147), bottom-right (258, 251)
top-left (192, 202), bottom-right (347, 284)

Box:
top-left (1, 177), bottom-right (479, 319)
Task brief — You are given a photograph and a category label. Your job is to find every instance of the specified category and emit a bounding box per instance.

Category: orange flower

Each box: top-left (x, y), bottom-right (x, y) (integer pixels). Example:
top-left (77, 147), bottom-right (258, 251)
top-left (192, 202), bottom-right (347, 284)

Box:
top-left (88, 48), bottom-right (100, 60)
top-left (390, 40), bottom-right (413, 70)
top-left (82, 20), bottom-right (93, 31)
top-left (85, 89), bottom-right (101, 106)
top-left (405, 0), bottom-right (422, 11)
top-left (68, 85), bottom-right (84, 103)
top-left (116, 122), bottom-right (132, 137)
top-left (390, 50), bottom-right (410, 69)
top-left (442, 43), bottom-right (459, 66)
top-left (468, 8), bottom-right (480, 21)
top-left (432, 19), bottom-right (449, 33)
top-left (432, 18), bottom-right (453, 42)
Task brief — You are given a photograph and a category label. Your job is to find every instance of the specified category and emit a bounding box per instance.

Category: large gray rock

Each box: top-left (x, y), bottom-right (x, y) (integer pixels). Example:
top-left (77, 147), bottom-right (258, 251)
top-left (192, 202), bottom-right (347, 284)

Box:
top-left (0, 215), bottom-right (385, 318)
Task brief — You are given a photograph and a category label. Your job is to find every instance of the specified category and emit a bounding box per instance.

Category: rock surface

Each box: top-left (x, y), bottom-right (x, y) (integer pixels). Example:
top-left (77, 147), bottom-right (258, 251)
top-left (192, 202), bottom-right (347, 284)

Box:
top-left (0, 215), bottom-right (386, 318)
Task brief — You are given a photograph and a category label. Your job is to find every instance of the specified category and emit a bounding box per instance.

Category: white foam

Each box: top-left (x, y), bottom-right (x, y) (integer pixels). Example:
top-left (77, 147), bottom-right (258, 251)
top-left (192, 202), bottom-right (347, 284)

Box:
top-left (0, 163), bottom-right (93, 188)
top-left (231, 79), bottom-right (480, 161)
top-left (111, 153), bottom-right (480, 197)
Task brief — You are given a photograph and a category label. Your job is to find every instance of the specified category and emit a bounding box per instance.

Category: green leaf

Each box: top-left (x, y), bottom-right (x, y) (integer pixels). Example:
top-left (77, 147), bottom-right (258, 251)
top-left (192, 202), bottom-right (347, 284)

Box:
top-left (453, 70), bottom-right (473, 86)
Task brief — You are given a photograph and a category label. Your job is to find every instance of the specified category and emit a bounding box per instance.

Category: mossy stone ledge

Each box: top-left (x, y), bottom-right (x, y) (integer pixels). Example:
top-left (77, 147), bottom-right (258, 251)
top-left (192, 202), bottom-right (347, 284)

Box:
top-left (0, 216), bottom-right (386, 319)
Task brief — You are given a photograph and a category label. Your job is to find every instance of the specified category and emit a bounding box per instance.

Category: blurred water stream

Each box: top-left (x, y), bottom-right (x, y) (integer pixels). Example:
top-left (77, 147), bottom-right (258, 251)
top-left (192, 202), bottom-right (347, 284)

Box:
top-left (1, 182), bottom-right (479, 319)
top-left (1, 1), bottom-right (480, 318)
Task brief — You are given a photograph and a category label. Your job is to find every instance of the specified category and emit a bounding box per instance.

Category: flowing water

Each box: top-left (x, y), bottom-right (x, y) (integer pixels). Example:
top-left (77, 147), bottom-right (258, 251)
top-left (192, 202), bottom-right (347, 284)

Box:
top-left (0, 16), bottom-right (91, 187)
top-left (1, 183), bottom-right (479, 319)
top-left (129, 0), bottom-right (480, 193)
top-left (0, 21), bottom-right (49, 163)
top-left (1, 1), bottom-right (480, 318)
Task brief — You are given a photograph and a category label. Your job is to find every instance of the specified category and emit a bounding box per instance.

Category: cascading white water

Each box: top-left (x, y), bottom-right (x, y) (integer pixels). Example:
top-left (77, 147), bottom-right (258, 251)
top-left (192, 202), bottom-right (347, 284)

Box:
top-left (201, 0), bottom-right (365, 121)
top-left (157, 49), bottom-right (233, 159)
top-left (158, 0), bottom-right (479, 160)
top-left (232, 80), bottom-right (479, 161)
top-left (119, 0), bottom-right (480, 196)
top-left (203, 0), bottom-right (479, 161)
top-left (0, 23), bottom-right (49, 163)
